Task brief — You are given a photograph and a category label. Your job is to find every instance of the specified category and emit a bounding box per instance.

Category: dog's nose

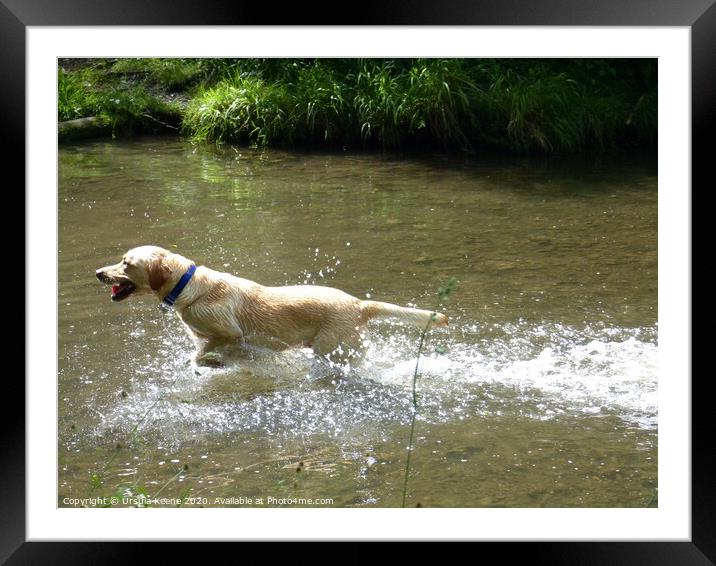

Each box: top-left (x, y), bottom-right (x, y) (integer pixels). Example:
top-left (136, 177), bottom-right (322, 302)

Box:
top-left (96, 269), bottom-right (105, 281)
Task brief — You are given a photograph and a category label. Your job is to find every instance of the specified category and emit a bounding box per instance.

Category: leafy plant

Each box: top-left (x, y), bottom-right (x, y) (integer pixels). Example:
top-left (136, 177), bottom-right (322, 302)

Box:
top-left (60, 58), bottom-right (658, 152)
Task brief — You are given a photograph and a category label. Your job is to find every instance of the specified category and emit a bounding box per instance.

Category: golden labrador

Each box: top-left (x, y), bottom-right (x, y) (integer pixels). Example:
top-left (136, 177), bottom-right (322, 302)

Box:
top-left (96, 245), bottom-right (447, 365)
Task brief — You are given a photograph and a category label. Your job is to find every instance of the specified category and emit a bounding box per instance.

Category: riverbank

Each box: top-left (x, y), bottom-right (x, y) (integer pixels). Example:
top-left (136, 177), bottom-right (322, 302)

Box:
top-left (58, 58), bottom-right (657, 153)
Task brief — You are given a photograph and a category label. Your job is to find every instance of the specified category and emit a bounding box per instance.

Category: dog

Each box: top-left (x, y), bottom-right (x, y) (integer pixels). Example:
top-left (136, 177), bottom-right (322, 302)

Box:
top-left (96, 245), bottom-right (448, 366)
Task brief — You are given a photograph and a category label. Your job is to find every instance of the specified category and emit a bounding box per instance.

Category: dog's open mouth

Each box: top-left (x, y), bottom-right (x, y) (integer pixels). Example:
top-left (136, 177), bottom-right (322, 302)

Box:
top-left (111, 281), bottom-right (136, 301)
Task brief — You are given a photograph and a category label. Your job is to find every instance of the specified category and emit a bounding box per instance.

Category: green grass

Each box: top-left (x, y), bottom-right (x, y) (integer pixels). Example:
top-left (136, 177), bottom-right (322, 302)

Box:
top-left (109, 58), bottom-right (208, 91)
top-left (183, 74), bottom-right (294, 145)
top-left (293, 62), bottom-right (351, 144)
top-left (182, 58), bottom-right (656, 152)
top-left (58, 68), bottom-right (100, 121)
top-left (59, 58), bottom-right (657, 152)
top-left (58, 61), bottom-right (186, 137)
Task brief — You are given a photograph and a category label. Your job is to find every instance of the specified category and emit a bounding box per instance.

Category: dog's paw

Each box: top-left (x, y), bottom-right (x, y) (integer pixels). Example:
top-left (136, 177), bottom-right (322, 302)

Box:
top-left (195, 352), bottom-right (225, 368)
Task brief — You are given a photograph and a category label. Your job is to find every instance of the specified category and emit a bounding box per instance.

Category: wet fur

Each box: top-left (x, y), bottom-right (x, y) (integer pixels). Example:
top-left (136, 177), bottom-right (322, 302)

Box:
top-left (96, 245), bottom-right (448, 365)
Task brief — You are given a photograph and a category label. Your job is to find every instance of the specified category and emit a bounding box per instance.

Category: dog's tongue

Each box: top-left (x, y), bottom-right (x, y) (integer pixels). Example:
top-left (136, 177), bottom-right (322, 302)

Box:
top-left (111, 284), bottom-right (120, 295)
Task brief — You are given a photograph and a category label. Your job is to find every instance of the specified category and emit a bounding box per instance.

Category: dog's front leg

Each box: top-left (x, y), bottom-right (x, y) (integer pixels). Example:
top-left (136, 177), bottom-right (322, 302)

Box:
top-left (192, 336), bottom-right (231, 367)
top-left (176, 318), bottom-right (222, 366)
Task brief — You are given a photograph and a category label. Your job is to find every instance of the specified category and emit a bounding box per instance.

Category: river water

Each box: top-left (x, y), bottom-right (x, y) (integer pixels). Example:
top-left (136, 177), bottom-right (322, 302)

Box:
top-left (58, 137), bottom-right (657, 508)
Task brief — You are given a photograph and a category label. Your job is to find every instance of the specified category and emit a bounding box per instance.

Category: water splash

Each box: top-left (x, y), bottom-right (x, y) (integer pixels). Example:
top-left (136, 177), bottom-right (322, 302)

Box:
top-left (298, 248), bottom-right (343, 285)
top-left (91, 318), bottom-right (657, 447)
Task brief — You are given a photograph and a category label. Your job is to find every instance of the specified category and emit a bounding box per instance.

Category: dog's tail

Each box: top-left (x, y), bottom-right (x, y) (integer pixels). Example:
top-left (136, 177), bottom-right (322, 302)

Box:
top-left (361, 300), bottom-right (448, 329)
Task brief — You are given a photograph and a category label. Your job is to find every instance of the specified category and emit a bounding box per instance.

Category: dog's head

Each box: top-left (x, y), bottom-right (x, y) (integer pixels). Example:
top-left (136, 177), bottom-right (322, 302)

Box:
top-left (95, 245), bottom-right (183, 302)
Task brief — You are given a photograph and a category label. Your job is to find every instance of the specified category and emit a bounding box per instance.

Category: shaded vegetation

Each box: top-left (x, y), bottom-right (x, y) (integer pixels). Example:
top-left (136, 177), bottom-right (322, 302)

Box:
top-left (59, 58), bottom-right (656, 152)
top-left (58, 59), bottom-right (193, 136)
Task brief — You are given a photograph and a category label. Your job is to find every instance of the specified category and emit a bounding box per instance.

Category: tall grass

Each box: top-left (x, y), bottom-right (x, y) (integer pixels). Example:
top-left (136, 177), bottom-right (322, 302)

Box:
top-left (465, 60), bottom-right (654, 152)
top-left (183, 59), bottom-right (484, 150)
top-left (290, 62), bottom-right (350, 144)
top-left (61, 58), bottom-right (657, 152)
top-left (183, 74), bottom-right (294, 145)
top-left (58, 69), bottom-right (99, 121)
top-left (182, 58), bottom-right (656, 152)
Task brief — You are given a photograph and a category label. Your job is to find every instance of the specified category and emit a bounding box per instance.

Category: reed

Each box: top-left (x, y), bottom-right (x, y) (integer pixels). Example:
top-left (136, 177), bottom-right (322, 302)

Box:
top-left (401, 277), bottom-right (456, 508)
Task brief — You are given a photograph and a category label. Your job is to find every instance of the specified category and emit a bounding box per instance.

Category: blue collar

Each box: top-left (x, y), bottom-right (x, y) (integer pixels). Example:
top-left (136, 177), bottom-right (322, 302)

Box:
top-left (163, 264), bottom-right (196, 306)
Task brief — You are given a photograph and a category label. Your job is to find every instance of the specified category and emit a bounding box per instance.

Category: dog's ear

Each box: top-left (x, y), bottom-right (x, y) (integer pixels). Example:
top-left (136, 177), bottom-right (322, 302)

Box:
top-left (148, 257), bottom-right (170, 291)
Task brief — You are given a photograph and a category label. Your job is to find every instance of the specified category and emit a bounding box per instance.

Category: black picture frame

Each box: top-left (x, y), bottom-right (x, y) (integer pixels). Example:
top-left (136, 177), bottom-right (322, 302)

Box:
top-left (9, 0), bottom-right (705, 562)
